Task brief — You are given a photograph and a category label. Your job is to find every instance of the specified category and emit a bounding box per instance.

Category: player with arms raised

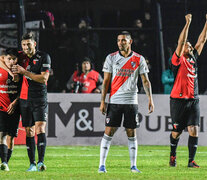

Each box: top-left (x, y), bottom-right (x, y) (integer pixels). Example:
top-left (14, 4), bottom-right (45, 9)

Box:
top-left (169, 14), bottom-right (207, 168)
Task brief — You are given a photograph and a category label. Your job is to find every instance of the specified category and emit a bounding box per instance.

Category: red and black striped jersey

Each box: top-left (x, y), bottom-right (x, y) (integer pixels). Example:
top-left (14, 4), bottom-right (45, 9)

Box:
top-left (170, 50), bottom-right (199, 99)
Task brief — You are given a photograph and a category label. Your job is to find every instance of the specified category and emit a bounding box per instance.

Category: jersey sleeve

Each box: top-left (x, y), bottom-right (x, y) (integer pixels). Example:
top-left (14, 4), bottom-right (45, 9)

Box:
top-left (138, 56), bottom-right (149, 74)
top-left (102, 55), bottom-right (112, 73)
top-left (41, 53), bottom-right (51, 72)
top-left (171, 52), bottom-right (181, 66)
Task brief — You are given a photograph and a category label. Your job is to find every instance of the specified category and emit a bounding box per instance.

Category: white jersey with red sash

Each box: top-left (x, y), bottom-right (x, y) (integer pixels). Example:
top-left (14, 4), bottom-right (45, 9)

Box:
top-left (103, 51), bottom-right (149, 104)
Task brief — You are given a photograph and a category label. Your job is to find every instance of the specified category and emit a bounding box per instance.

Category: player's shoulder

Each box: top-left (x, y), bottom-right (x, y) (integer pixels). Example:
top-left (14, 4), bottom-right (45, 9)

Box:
top-left (106, 51), bottom-right (119, 62)
top-left (133, 51), bottom-right (143, 58)
top-left (109, 51), bottom-right (119, 57)
top-left (36, 50), bottom-right (50, 58)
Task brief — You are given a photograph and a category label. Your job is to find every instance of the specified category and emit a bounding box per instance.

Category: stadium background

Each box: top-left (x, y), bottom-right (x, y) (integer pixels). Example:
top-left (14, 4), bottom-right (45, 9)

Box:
top-left (0, 0), bottom-right (207, 146)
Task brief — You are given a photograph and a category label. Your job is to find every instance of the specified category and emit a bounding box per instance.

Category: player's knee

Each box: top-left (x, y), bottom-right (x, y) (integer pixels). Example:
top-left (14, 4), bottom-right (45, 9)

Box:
top-left (126, 128), bottom-right (136, 137)
top-left (35, 125), bottom-right (46, 134)
top-left (0, 133), bottom-right (7, 145)
top-left (188, 125), bottom-right (198, 137)
top-left (171, 131), bottom-right (181, 139)
top-left (104, 127), bottom-right (117, 136)
top-left (25, 127), bottom-right (35, 137)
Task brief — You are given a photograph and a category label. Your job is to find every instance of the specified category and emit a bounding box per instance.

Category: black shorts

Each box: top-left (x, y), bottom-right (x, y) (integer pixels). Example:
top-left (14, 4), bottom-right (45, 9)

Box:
top-left (170, 98), bottom-right (200, 132)
top-left (0, 107), bottom-right (20, 137)
top-left (20, 99), bottom-right (48, 127)
top-left (105, 104), bottom-right (139, 129)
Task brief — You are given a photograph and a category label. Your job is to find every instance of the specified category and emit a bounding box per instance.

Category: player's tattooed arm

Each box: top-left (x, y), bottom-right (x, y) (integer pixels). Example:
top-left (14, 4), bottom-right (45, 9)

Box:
top-left (194, 14), bottom-right (207, 55)
top-left (141, 73), bottom-right (154, 113)
top-left (100, 72), bottom-right (111, 115)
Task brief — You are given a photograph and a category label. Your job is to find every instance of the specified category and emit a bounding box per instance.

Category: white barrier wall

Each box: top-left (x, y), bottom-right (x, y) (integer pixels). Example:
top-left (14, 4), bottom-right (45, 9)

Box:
top-left (47, 94), bottom-right (207, 146)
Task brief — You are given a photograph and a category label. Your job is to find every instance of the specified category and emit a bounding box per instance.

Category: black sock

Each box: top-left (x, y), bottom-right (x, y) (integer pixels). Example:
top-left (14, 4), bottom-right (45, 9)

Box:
top-left (37, 133), bottom-right (46, 163)
top-left (7, 149), bottom-right (13, 163)
top-left (0, 144), bottom-right (8, 163)
top-left (26, 137), bottom-right (36, 165)
top-left (170, 133), bottom-right (179, 156)
top-left (188, 136), bottom-right (198, 163)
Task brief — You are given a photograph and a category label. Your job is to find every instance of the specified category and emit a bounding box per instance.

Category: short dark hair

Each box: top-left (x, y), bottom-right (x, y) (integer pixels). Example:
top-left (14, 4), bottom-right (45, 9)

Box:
top-left (22, 32), bottom-right (35, 41)
top-left (117, 31), bottom-right (132, 40)
top-left (4, 48), bottom-right (19, 57)
top-left (82, 57), bottom-right (91, 63)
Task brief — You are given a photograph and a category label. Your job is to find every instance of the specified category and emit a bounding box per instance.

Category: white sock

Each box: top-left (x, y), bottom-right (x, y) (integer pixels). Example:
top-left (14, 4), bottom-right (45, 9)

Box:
top-left (128, 136), bottom-right (137, 167)
top-left (99, 134), bottom-right (112, 167)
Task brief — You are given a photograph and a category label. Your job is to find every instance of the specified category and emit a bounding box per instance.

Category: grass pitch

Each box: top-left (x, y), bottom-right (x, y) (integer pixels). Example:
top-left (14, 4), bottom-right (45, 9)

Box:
top-left (1, 145), bottom-right (207, 180)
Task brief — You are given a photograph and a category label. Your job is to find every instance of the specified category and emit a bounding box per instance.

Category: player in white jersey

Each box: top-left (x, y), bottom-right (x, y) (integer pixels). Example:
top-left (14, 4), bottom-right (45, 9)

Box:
top-left (98, 31), bottom-right (154, 173)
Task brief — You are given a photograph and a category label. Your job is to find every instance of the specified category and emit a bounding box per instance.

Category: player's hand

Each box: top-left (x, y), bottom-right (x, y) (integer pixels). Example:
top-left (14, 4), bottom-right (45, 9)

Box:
top-left (185, 14), bottom-right (192, 23)
top-left (148, 99), bottom-right (154, 114)
top-left (12, 64), bottom-right (26, 75)
top-left (12, 73), bottom-right (20, 82)
top-left (7, 101), bottom-right (16, 115)
top-left (100, 101), bottom-right (107, 115)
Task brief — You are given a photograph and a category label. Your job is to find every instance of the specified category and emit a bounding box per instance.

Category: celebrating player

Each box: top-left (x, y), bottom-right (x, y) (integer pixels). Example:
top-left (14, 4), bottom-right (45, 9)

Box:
top-left (0, 48), bottom-right (20, 171)
top-left (169, 14), bottom-right (207, 168)
top-left (98, 31), bottom-right (154, 173)
top-left (12, 32), bottom-right (51, 171)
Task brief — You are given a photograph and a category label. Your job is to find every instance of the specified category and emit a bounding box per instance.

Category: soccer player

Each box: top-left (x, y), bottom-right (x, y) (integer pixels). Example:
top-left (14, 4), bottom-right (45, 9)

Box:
top-left (12, 32), bottom-right (51, 171)
top-left (98, 31), bottom-right (154, 173)
top-left (169, 14), bottom-right (207, 168)
top-left (0, 48), bottom-right (20, 171)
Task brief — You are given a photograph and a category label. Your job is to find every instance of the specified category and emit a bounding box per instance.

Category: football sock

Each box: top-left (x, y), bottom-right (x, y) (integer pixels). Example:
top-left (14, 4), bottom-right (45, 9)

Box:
top-left (188, 136), bottom-right (198, 162)
top-left (26, 136), bottom-right (36, 165)
top-left (37, 133), bottom-right (47, 163)
top-left (0, 144), bottom-right (8, 163)
top-left (7, 149), bottom-right (13, 163)
top-left (99, 133), bottom-right (112, 167)
top-left (128, 136), bottom-right (137, 167)
top-left (170, 133), bottom-right (179, 156)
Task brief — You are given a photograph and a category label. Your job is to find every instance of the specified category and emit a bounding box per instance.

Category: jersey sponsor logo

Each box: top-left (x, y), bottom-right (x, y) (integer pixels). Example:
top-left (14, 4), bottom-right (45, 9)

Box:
top-left (0, 90), bottom-right (17, 94)
top-left (0, 85), bottom-right (17, 88)
top-left (0, 73), bottom-right (2, 77)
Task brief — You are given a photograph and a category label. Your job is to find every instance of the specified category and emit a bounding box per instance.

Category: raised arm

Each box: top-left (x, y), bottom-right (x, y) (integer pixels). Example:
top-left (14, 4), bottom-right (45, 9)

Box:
top-left (99, 72), bottom-right (111, 115)
top-left (175, 14), bottom-right (192, 57)
top-left (140, 73), bottom-right (154, 113)
top-left (194, 14), bottom-right (207, 55)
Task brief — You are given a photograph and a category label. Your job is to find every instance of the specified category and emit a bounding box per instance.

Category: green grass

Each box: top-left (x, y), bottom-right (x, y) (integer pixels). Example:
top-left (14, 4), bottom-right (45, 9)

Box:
top-left (1, 145), bottom-right (207, 179)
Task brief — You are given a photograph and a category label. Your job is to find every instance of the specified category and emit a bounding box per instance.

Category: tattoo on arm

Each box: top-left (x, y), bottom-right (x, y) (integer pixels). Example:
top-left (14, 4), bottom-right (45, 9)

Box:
top-left (141, 73), bottom-right (152, 99)
top-left (101, 84), bottom-right (106, 101)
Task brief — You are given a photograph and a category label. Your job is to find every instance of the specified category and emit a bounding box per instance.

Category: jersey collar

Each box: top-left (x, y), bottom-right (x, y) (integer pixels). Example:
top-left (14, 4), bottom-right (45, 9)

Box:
top-left (119, 51), bottom-right (133, 58)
